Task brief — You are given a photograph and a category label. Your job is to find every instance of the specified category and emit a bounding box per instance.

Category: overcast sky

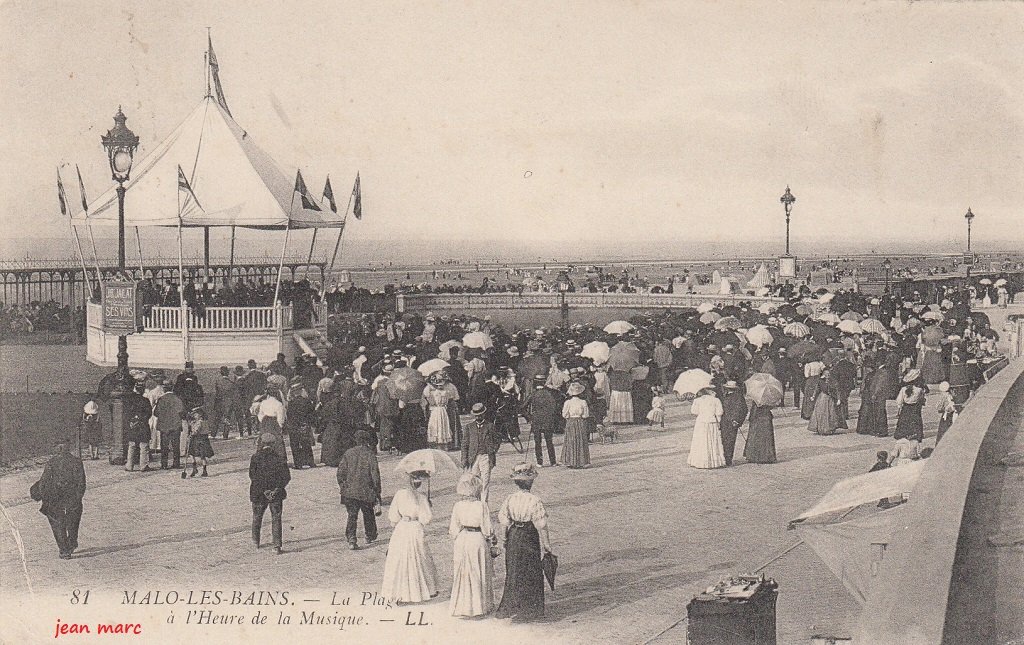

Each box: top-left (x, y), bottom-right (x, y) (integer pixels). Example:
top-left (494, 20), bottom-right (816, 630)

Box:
top-left (1, 0), bottom-right (1022, 253)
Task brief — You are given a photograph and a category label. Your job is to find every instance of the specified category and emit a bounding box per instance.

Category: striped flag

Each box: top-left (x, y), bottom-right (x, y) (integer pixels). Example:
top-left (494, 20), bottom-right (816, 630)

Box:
top-left (352, 172), bottom-right (362, 220)
top-left (75, 165), bottom-right (89, 212)
top-left (322, 176), bottom-right (337, 213)
top-left (294, 170), bottom-right (321, 211)
top-left (177, 165), bottom-right (202, 212)
top-left (57, 170), bottom-right (69, 217)
top-left (208, 35), bottom-right (232, 117)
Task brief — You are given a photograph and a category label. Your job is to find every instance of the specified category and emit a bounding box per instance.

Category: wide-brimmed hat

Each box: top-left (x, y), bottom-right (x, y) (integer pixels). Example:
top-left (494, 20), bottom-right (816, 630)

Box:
top-left (566, 382), bottom-right (585, 397)
top-left (456, 473), bottom-right (483, 498)
top-left (510, 462), bottom-right (538, 481)
top-left (507, 346), bottom-right (520, 356)
top-left (408, 469), bottom-right (431, 481)
top-left (938, 381), bottom-right (950, 392)
top-left (902, 369), bottom-right (921, 383)
top-left (83, 401), bottom-right (100, 415)
top-left (471, 402), bottom-right (487, 416)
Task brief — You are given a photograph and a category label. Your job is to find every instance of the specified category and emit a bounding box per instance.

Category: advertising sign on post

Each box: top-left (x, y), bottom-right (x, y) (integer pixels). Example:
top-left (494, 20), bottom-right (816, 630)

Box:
top-left (101, 280), bottom-right (142, 334)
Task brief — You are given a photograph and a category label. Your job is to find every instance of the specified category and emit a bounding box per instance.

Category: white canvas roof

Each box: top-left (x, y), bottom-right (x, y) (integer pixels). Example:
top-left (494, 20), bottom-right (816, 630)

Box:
top-left (791, 460), bottom-right (927, 523)
top-left (73, 97), bottom-right (341, 230)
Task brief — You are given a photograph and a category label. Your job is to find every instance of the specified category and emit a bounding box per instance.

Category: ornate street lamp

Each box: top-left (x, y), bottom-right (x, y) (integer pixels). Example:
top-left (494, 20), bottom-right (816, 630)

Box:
top-left (778, 186), bottom-right (797, 279)
top-left (964, 207), bottom-right (975, 253)
top-left (100, 106), bottom-right (139, 465)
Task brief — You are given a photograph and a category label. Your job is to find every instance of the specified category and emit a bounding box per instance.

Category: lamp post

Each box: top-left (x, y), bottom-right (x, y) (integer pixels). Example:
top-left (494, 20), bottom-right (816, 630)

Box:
top-left (964, 207), bottom-right (975, 254)
top-left (882, 258), bottom-right (892, 294)
top-left (557, 274), bottom-right (571, 325)
top-left (778, 186), bottom-right (797, 279)
top-left (100, 106), bottom-right (139, 465)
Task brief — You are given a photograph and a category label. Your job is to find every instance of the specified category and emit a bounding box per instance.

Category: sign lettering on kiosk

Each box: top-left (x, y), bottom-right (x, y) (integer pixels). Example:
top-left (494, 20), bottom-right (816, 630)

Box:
top-left (101, 280), bottom-right (142, 334)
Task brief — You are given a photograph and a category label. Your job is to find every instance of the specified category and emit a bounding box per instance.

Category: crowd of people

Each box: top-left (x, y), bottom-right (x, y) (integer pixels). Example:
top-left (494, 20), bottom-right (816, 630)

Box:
top-left (29, 278), bottom-right (1009, 618)
top-left (0, 301), bottom-right (85, 340)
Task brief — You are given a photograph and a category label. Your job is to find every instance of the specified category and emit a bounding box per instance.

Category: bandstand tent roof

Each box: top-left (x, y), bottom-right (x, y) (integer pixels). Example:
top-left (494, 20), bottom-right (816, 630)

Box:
top-left (72, 97), bottom-right (341, 230)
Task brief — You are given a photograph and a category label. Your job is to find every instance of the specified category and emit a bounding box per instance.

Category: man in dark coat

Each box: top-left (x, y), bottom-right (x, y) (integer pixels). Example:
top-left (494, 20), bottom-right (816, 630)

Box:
top-left (463, 403), bottom-right (500, 503)
top-left (337, 430), bottom-right (381, 550)
top-left (832, 351), bottom-right (858, 423)
top-left (249, 435), bottom-right (291, 554)
top-left (522, 375), bottom-right (560, 467)
top-left (371, 366), bottom-right (400, 452)
top-left (174, 361), bottom-right (204, 410)
top-left (719, 381), bottom-right (748, 466)
top-left (775, 348), bottom-right (802, 409)
top-left (31, 440), bottom-right (86, 559)
top-left (154, 380), bottom-right (185, 469)
top-left (212, 366), bottom-right (238, 438)
top-left (123, 381), bottom-right (153, 471)
top-left (238, 360), bottom-right (267, 436)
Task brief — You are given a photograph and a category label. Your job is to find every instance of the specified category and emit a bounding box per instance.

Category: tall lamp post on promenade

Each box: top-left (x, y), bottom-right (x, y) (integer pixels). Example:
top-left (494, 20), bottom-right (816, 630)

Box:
top-left (778, 186), bottom-right (797, 279)
top-left (963, 207), bottom-right (976, 279)
top-left (882, 258), bottom-right (892, 294)
top-left (100, 106), bottom-right (139, 465)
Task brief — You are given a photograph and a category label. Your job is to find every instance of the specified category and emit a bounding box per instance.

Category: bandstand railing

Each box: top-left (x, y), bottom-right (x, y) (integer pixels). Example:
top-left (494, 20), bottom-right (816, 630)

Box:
top-left (86, 303), bottom-right (328, 332)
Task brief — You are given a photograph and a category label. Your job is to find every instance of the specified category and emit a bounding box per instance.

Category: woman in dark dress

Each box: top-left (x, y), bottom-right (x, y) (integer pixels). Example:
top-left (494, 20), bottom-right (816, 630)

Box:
top-left (744, 403), bottom-right (777, 463)
top-left (284, 381), bottom-right (316, 468)
top-left (893, 370), bottom-right (928, 442)
top-left (495, 463), bottom-right (552, 623)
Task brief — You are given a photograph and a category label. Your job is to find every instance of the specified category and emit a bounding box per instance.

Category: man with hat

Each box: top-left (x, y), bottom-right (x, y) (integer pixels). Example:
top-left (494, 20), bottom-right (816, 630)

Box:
top-left (371, 364), bottom-right (400, 452)
top-left (249, 433), bottom-right (291, 555)
top-left (238, 360), bottom-right (267, 436)
top-left (336, 430), bottom-right (381, 549)
top-left (719, 381), bottom-right (748, 467)
top-left (154, 378), bottom-right (185, 469)
top-left (463, 403), bottom-right (500, 503)
top-left (212, 366), bottom-right (239, 439)
top-left (30, 439), bottom-right (86, 559)
top-left (124, 380), bottom-right (154, 472)
top-left (174, 361), bottom-right (204, 411)
top-left (285, 379), bottom-right (316, 469)
top-left (523, 374), bottom-right (560, 467)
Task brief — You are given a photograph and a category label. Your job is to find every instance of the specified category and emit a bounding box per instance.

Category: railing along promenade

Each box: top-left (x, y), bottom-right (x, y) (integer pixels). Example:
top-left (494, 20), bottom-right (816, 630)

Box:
top-left (397, 291), bottom-right (784, 312)
top-left (87, 302), bottom-right (327, 332)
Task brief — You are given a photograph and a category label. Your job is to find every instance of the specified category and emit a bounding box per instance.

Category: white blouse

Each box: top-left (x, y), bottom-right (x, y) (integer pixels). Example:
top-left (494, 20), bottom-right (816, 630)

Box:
top-left (388, 488), bottom-right (433, 526)
top-left (691, 395), bottom-right (723, 423)
top-left (448, 499), bottom-right (493, 538)
top-left (804, 361), bottom-right (825, 378)
top-left (498, 491), bottom-right (547, 529)
top-left (562, 396), bottom-right (590, 419)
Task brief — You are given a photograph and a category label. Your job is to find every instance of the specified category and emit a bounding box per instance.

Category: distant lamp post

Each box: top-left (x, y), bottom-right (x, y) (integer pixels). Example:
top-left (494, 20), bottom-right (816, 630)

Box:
top-left (963, 207), bottom-right (976, 278)
top-left (882, 258), bottom-right (892, 294)
top-left (556, 273), bottom-right (571, 324)
top-left (778, 186), bottom-right (797, 279)
top-left (100, 106), bottom-right (139, 465)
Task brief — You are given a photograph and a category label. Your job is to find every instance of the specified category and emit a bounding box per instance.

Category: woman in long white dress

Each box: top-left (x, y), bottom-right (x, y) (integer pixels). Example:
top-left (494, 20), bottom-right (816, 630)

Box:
top-left (421, 374), bottom-right (453, 447)
top-left (688, 388), bottom-right (726, 469)
top-left (448, 473), bottom-right (495, 617)
top-left (381, 470), bottom-right (439, 603)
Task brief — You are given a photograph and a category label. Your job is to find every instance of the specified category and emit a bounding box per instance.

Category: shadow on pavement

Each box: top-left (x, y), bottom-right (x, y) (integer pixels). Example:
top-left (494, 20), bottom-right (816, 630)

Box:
top-left (73, 524), bottom-right (250, 558)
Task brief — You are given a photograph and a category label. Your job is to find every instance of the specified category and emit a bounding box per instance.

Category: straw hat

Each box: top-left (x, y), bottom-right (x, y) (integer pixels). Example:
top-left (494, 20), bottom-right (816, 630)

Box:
top-left (471, 402), bottom-right (487, 416)
top-left (566, 382), bottom-right (585, 397)
top-left (510, 463), bottom-right (538, 482)
top-left (456, 473), bottom-right (483, 498)
top-left (902, 369), bottom-right (921, 383)
top-left (83, 401), bottom-right (100, 415)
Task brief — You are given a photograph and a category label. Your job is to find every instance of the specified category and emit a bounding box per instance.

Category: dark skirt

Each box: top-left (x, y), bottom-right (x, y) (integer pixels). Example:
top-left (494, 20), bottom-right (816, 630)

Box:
top-left (187, 434), bottom-right (214, 458)
top-left (743, 407), bottom-right (776, 463)
top-left (894, 402), bottom-right (924, 441)
top-left (936, 412), bottom-right (954, 444)
top-left (801, 376), bottom-right (821, 420)
top-left (82, 419), bottom-right (103, 445)
top-left (495, 522), bottom-right (545, 621)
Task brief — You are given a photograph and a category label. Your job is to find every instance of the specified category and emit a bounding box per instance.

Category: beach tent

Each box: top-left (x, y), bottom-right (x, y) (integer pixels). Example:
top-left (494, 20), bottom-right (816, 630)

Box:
top-left (746, 263), bottom-right (771, 288)
top-left (789, 460), bottom-right (927, 603)
top-left (719, 276), bottom-right (740, 295)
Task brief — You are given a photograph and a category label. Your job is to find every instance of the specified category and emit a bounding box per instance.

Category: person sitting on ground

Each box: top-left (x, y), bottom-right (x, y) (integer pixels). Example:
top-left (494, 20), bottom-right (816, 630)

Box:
top-left (869, 450), bottom-right (889, 473)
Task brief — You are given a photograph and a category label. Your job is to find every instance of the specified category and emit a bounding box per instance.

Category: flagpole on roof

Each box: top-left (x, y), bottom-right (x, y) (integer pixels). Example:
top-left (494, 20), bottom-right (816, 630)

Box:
top-left (75, 164), bottom-right (104, 290)
top-left (274, 172), bottom-right (301, 306)
top-left (322, 173), bottom-right (357, 302)
top-left (205, 28), bottom-right (212, 99)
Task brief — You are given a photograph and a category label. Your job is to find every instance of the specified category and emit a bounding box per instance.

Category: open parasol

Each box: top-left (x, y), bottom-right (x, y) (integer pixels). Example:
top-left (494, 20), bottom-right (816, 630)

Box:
top-left (921, 311), bottom-right (944, 322)
top-left (784, 322), bottom-right (811, 338)
top-left (463, 331), bottom-right (494, 350)
top-left (389, 367), bottom-right (428, 403)
top-left (580, 340), bottom-right (611, 364)
top-left (745, 325), bottom-right (774, 348)
top-left (603, 320), bottom-right (635, 334)
top-left (816, 312), bottom-right (841, 325)
top-left (859, 318), bottom-right (887, 335)
top-left (697, 302), bottom-right (716, 314)
top-left (416, 358), bottom-right (451, 376)
top-left (714, 315), bottom-right (742, 331)
top-left (837, 319), bottom-right (863, 335)
top-left (840, 311), bottom-right (863, 321)
top-left (699, 311), bottom-right (722, 325)
top-left (438, 339), bottom-right (463, 356)
top-left (978, 278), bottom-right (992, 285)
top-left (608, 341), bottom-right (641, 371)
top-left (758, 303), bottom-right (778, 314)
top-left (745, 373), bottom-right (784, 407)
top-left (395, 448), bottom-right (460, 475)
top-left (788, 340), bottom-right (824, 362)
top-left (995, 278), bottom-right (1007, 287)
top-left (673, 369), bottom-right (712, 396)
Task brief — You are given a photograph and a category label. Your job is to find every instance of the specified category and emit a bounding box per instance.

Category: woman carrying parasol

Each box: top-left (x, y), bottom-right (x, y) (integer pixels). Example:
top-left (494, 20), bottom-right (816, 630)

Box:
top-left (381, 469), bottom-right (439, 604)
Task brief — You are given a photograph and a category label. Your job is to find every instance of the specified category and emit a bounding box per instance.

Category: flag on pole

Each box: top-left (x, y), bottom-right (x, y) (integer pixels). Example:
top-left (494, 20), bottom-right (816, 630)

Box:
top-left (352, 172), bottom-right (362, 220)
top-left (56, 170), bottom-right (69, 217)
top-left (177, 165), bottom-right (203, 212)
top-left (208, 35), bottom-right (232, 117)
top-left (75, 165), bottom-right (89, 213)
top-left (294, 170), bottom-right (321, 211)
top-left (322, 176), bottom-right (337, 213)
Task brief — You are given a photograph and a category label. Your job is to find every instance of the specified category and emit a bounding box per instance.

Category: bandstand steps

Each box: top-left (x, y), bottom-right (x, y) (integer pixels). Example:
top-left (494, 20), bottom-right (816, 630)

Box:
top-left (293, 329), bottom-right (332, 360)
